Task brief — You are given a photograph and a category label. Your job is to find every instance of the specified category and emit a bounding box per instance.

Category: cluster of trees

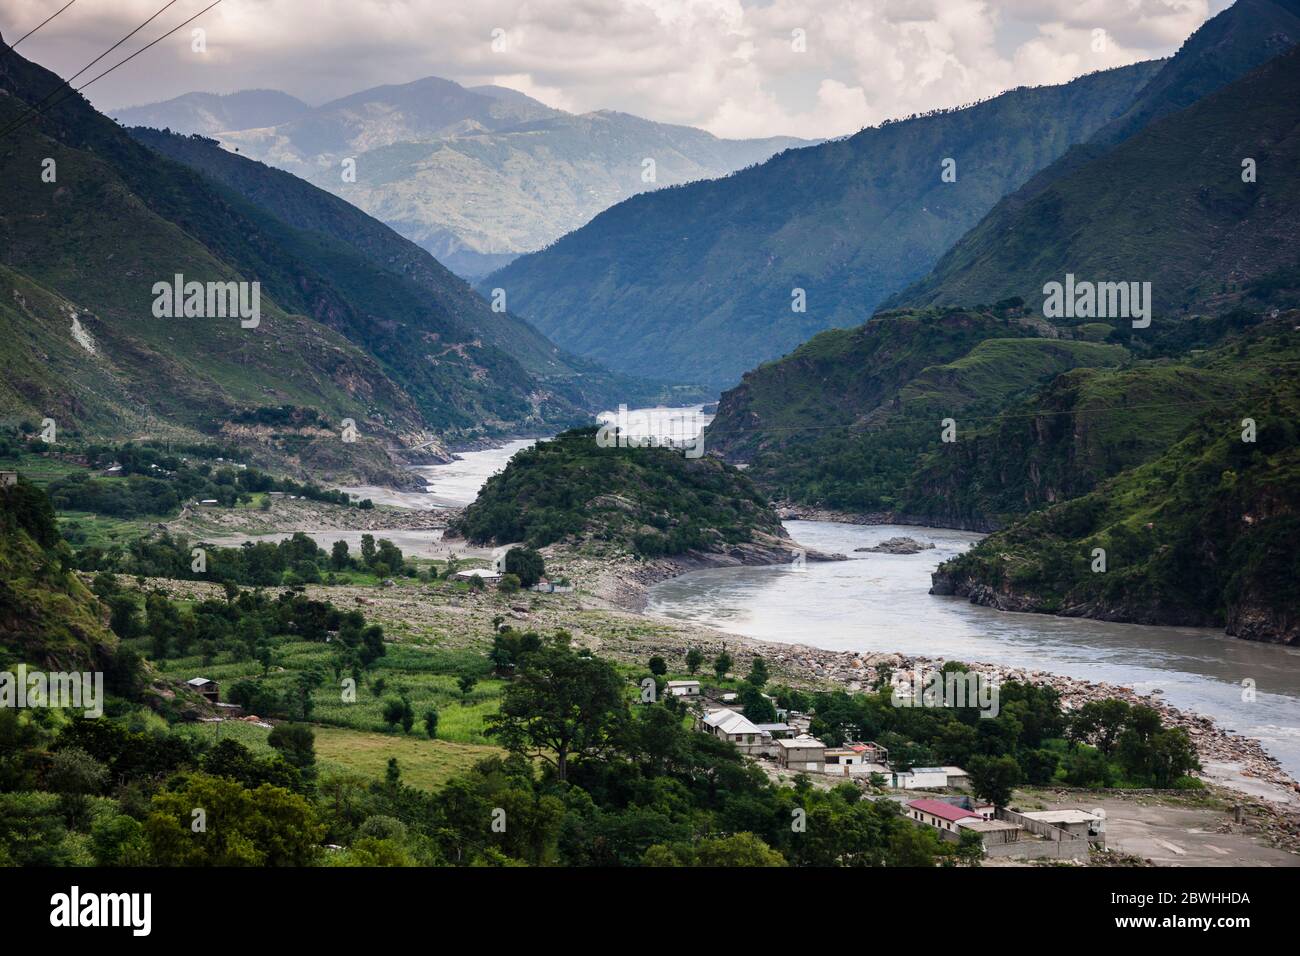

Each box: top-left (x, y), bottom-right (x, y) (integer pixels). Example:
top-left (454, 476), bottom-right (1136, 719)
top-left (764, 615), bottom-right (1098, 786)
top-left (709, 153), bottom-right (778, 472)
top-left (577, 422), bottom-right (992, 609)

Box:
top-left (452, 427), bottom-right (781, 558)
top-left (0, 632), bottom-right (971, 868)
top-left (74, 532), bottom-right (414, 587)
top-left (42, 440), bottom-right (363, 520)
top-left (95, 575), bottom-right (386, 717)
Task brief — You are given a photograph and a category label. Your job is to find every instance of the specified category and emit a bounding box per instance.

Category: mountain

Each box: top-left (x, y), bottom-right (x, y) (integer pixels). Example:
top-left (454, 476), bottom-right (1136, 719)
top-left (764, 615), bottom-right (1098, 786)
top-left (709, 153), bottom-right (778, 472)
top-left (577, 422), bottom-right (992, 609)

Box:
top-left (111, 89), bottom-right (310, 135)
top-left (122, 76), bottom-right (810, 279)
top-left (931, 313), bottom-right (1300, 644)
top-left (126, 126), bottom-right (655, 409)
top-left (0, 41), bottom-right (602, 484)
top-left (479, 61), bottom-right (1162, 388)
top-left (704, 305), bottom-right (1135, 521)
top-left (894, 0), bottom-right (1300, 313)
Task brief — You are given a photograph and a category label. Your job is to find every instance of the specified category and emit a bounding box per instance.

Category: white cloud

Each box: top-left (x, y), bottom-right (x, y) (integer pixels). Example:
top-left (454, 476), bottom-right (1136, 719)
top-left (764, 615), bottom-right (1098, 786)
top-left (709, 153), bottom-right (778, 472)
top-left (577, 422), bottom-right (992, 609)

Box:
top-left (5, 0), bottom-right (1219, 139)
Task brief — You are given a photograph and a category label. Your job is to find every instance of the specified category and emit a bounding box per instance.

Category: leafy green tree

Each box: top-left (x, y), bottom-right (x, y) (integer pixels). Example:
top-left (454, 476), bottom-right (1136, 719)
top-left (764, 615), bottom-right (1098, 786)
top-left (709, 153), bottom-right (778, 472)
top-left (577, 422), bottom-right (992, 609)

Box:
top-left (648, 656), bottom-right (668, 677)
top-left (685, 647), bottom-right (704, 675)
top-left (713, 650), bottom-right (733, 680)
top-left (746, 655), bottom-right (770, 689)
top-left (738, 683), bottom-right (777, 724)
top-left (967, 755), bottom-right (1021, 808)
top-left (693, 832), bottom-right (785, 866)
top-left (424, 708), bottom-right (440, 739)
top-left (457, 674), bottom-right (478, 701)
top-left (504, 546), bottom-right (546, 588)
top-left (267, 724), bottom-right (317, 779)
top-left (144, 773), bottom-right (323, 866)
top-left (498, 573), bottom-right (522, 594)
top-left (486, 636), bottom-right (626, 782)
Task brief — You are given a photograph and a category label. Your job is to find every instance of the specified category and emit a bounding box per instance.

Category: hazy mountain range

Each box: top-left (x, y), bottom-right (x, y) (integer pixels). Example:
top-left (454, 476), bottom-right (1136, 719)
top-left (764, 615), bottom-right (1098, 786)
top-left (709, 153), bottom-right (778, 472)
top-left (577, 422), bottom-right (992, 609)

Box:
top-left (113, 77), bottom-right (812, 279)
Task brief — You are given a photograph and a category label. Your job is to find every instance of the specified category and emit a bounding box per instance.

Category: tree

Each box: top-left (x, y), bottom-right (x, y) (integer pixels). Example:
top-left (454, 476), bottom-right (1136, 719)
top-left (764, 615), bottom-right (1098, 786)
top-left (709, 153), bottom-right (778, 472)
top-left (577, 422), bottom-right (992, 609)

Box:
top-left (713, 650), bottom-right (733, 680)
top-left (503, 546), bottom-right (546, 589)
top-left (330, 540), bottom-right (350, 570)
top-left (738, 682), bottom-right (777, 724)
top-left (423, 708), bottom-right (440, 739)
top-left (1069, 699), bottom-right (1130, 755)
top-left (746, 656), bottom-right (770, 689)
top-left (967, 755), bottom-right (1021, 808)
top-left (647, 656), bottom-right (668, 677)
top-left (382, 697), bottom-right (415, 734)
top-left (692, 832), bottom-right (785, 866)
top-left (497, 573), bottom-right (522, 594)
top-left (457, 674), bottom-right (478, 701)
top-left (486, 636), bottom-right (626, 782)
top-left (267, 724), bottom-right (316, 780)
top-left (144, 773), bottom-right (323, 866)
top-left (685, 647), bottom-right (704, 675)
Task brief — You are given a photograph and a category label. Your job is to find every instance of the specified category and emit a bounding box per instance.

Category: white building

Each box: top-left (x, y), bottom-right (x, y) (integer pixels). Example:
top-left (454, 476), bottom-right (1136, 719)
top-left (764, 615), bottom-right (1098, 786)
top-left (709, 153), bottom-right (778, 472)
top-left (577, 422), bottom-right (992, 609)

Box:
top-left (892, 767), bottom-right (954, 790)
top-left (666, 680), bottom-right (701, 697)
top-left (701, 709), bottom-right (765, 753)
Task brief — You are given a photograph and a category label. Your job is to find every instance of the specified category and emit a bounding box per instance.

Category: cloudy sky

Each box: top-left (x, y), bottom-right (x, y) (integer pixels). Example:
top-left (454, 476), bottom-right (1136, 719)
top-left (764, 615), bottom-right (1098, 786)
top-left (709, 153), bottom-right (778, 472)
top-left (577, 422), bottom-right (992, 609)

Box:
top-left (7, 0), bottom-right (1232, 139)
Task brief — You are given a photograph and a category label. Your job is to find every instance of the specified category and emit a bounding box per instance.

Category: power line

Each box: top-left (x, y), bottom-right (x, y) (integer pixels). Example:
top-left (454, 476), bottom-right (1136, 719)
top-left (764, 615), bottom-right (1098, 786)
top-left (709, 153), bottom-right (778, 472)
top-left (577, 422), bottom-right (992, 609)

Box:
top-left (0, 0), bottom-right (185, 140)
top-left (4, 0), bottom-right (80, 50)
top-left (0, 0), bottom-right (220, 143)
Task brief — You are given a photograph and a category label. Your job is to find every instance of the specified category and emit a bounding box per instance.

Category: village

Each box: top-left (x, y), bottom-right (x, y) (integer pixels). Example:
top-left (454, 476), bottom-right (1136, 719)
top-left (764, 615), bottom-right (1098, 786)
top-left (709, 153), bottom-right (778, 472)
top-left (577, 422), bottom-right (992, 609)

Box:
top-left (667, 677), bottom-right (1105, 862)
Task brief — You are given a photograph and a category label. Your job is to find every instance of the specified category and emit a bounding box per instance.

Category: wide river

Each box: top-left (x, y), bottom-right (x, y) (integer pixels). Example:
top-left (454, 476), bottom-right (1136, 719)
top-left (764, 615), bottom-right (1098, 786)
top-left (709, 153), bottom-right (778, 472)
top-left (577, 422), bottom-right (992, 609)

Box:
top-left (646, 519), bottom-right (1300, 780)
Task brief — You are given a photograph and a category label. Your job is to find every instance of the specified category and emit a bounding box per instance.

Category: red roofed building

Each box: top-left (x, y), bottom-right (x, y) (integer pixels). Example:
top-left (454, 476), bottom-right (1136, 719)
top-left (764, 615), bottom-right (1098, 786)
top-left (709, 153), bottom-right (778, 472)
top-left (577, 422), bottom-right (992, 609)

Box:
top-left (905, 799), bottom-right (982, 833)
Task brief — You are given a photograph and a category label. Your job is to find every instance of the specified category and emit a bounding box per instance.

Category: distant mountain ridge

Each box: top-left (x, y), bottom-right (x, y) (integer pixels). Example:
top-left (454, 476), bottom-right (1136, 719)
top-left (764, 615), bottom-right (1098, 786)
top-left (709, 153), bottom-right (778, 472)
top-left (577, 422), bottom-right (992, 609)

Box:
top-left (114, 75), bottom-right (811, 279)
top-left (480, 60), bottom-right (1163, 388)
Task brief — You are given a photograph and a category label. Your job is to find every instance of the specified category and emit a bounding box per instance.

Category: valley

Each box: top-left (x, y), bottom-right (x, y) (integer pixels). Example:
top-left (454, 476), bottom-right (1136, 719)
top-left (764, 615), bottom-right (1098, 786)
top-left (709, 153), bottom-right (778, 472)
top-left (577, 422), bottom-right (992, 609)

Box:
top-left (2, 0), bottom-right (1298, 894)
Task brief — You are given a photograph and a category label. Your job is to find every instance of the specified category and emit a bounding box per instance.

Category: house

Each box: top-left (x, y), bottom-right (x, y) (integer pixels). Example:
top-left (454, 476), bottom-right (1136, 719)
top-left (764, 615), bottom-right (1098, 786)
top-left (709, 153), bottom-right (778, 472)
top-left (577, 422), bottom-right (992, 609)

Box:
top-left (907, 799), bottom-right (1023, 848)
top-left (530, 579), bottom-right (574, 593)
top-left (940, 766), bottom-right (971, 790)
top-left (892, 767), bottom-right (953, 790)
top-left (665, 680), bottom-right (701, 697)
top-left (906, 798), bottom-right (981, 833)
top-left (454, 568), bottom-right (502, 582)
top-left (199, 499), bottom-right (219, 506)
top-left (700, 709), bottom-right (766, 754)
top-left (958, 818), bottom-right (1023, 847)
top-left (0, 471), bottom-right (16, 487)
top-left (776, 736), bottom-right (827, 772)
top-left (753, 722), bottom-right (794, 739)
top-left (1019, 809), bottom-right (1105, 839)
top-left (186, 677), bottom-right (220, 703)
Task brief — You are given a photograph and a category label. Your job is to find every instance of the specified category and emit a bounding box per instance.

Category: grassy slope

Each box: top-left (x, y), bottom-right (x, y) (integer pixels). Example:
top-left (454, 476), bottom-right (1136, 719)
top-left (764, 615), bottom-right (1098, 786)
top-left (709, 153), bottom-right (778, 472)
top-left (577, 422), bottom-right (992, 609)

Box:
top-left (481, 62), bottom-right (1161, 387)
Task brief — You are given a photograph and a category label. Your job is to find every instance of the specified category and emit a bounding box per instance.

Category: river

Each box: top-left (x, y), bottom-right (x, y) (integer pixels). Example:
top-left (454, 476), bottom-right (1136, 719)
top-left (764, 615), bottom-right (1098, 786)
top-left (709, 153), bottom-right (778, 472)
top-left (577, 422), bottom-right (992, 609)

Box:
top-left (646, 519), bottom-right (1300, 780)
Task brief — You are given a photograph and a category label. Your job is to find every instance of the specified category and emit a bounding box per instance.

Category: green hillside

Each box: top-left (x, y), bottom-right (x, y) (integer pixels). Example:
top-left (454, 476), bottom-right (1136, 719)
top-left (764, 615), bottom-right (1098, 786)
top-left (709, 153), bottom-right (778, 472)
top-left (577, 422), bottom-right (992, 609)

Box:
top-left (0, 40), bottom-right (613, 484)
top-left (896, 43), bottom-right (1300, 315)
top-left (480, 62), bottom-right (1162, 387)
top-left (705, 307), bottom-right (1137, 515)
top-left (451, 426), bottom-right (788, 559)
top-left (933, 318), bottom-right (1300, 643)
top-left (0, 477), bottom-right (116, 671)
top-left (128, 126), bottom-right (650, 412)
